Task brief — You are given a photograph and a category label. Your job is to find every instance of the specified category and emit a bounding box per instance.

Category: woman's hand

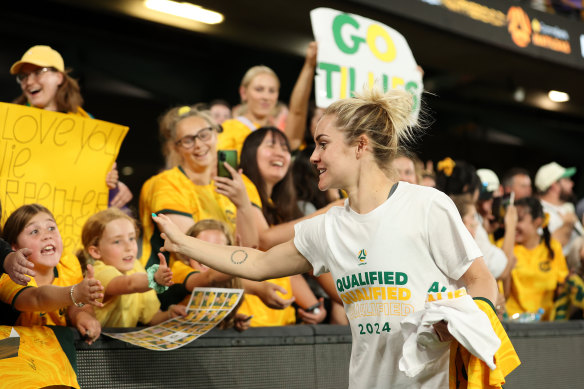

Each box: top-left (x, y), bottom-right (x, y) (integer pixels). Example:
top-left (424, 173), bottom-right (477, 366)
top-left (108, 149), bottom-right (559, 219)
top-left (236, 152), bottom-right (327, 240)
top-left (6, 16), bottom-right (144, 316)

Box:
top-left (152, 213), bottom-right (187, 254)
top-left (73, 310), bottom-right (102, 345)
top-left (154, 254), bottom-right (174, 287)
top-left (305, 41), bottom-right (317, 68)
top-left (255, 281), bottom-right (295, 309)
top-left (234, 313), bottom-right (252, 332)
top-left (3, 248), bottom-right (35, 286)
top-left (297, 297), bottom-right (326, 324)
top-left (504, 204), bottom-right (518, 231)
top-left (74, 264), bottom-right (104, 307)
top-left (106, 162), bottom-right (119, 189)
top-left (167, 304), bottom-right (187, 320)
top-left (214, 165), bottom-right (251, 209)
top-left (110, 181), bottom-right (133, 208)
top-left (432, 320), bottom-right (454, 342)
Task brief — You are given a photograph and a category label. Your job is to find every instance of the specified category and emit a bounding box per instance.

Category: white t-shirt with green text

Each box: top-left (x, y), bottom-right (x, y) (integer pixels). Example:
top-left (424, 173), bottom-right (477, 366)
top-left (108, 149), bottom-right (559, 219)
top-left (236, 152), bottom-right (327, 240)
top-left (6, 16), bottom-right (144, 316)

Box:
top-left (294, 182), bottom-right (482, 388)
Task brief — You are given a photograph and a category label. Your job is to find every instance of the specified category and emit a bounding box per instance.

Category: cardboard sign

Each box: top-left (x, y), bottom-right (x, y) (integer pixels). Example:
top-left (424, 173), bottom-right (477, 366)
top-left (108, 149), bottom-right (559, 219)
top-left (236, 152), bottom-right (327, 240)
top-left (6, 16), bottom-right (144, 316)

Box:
top-left (0, 103), bottom-right (128, 253)
top-left (311, 8), bottom-right (423, 117)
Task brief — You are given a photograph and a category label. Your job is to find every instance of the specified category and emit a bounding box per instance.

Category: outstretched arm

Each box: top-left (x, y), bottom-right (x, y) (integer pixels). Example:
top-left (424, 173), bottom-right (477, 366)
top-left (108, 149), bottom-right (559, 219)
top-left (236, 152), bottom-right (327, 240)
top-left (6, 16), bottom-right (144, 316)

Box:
top-left (153, 213), bottom-right (312, 281)
top-left (103, 254), bottom-right (172, 300)
top-left (285, 41), bottom-right (318, 151)
top-left (13, 264), bottom-right (104, 312)
top-left (256, 199), bottom-right (344, 251)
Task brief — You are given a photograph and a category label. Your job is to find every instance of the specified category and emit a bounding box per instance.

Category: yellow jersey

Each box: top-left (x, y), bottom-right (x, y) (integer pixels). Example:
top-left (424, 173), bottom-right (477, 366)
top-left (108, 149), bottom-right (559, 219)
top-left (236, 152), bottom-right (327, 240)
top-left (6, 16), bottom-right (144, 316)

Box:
top-left (0, 252), bottom-right (83, 326)
top-left (92, 259), bottom-right (161, 327)
top-left (139, 166), bottom-right (261, 269)
top-left (500, 239), bottom-right (568, 320)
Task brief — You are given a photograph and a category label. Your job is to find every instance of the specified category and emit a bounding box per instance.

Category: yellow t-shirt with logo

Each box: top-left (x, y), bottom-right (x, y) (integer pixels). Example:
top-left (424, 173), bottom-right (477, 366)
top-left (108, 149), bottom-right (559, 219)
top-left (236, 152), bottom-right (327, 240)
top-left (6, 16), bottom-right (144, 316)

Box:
top-left (0, 252), bottom-right (83, 326)
top-left (139, 166), bottom-right (261, 269)
top-left (217, 118), bottom-right (258, 156)
top-left (0, 326), bottom-right (80, 388)
top-left (92, 259), bottom-right (160, 327)
top-left (500, 239), bottom-right (568, 320)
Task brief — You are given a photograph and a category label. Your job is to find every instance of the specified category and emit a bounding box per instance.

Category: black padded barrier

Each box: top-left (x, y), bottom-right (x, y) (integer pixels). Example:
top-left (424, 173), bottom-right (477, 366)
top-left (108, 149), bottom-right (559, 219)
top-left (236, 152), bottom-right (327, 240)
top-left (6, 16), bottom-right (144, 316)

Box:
top-left (75, 322), bottom-right (584, 388)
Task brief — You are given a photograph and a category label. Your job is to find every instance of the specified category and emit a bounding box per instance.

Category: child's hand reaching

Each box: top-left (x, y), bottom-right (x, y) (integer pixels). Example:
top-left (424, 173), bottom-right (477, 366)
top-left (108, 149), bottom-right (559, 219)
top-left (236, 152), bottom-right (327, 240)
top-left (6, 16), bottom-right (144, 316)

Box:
top-left (74, 311), bottom-right (102, 345)
top-left (234, 313), bottom-right (252, 332)
top-left (73, 264), bottom-right (105, 308)
top-left (154, 253), bottom-right (174, 287)
top-left (167, 304), bottom-right (187, 319)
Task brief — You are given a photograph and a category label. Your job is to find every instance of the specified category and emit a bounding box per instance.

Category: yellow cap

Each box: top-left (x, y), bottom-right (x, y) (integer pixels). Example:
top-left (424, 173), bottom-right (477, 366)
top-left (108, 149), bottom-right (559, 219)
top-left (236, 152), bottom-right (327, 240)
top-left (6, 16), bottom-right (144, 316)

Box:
top-left (10, 45), bottom-right (65, 74)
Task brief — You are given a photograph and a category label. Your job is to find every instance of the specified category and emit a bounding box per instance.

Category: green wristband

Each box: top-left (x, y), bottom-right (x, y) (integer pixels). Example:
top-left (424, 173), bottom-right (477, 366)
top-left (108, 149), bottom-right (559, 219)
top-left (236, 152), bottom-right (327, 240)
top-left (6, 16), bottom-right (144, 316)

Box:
top-left (147, 264), bottom-right (169, 294)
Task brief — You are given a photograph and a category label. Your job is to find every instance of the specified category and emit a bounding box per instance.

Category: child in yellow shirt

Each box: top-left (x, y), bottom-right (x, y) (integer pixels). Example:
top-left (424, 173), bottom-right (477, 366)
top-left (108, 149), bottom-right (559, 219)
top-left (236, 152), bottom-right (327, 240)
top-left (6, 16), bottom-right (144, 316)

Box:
top-left (0, 204), bottom-right (102, 340)
top-left (79, 208), bottom-right (186, 327)
top-left (172, 219), bottom-right (249, 331)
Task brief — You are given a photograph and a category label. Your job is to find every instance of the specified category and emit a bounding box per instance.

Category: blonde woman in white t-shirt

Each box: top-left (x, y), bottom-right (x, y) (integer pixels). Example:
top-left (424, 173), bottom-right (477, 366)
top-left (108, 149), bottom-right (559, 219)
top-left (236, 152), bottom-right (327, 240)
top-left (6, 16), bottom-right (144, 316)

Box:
top-left (152, 88), bottom-right (499, 388)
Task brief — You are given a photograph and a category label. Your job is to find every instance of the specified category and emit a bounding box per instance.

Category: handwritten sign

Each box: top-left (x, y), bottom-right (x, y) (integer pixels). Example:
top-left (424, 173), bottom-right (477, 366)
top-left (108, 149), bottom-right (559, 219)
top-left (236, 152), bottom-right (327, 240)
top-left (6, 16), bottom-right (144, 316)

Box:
top-left (0, 103), bottom-right (128, 253)
top-left (310, 8), bottom-right (423, 117)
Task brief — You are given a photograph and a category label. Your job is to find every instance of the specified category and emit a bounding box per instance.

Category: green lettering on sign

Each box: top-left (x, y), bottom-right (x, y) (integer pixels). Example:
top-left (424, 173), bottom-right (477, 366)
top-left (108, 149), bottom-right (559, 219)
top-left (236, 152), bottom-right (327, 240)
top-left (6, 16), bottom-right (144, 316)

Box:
top-left (318, 62), bottom-right (341, 98)
top-left (332, 14), bottom-right (365, 54)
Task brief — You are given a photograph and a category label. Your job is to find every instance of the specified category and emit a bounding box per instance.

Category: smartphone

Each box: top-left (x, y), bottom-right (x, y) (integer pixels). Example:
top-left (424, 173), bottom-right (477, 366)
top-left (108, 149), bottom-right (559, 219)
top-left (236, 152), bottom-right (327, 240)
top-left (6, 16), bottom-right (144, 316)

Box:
top-left (217, 150), bottom-right (238, 179)
top-left (491, 193), bottom-right (513, 224)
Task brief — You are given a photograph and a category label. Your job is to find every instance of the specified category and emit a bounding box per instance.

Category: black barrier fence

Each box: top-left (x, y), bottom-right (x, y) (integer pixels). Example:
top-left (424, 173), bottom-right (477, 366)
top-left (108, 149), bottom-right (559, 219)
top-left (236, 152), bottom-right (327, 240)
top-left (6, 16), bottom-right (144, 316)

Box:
top-left (76, 322), bottom-right (584, 388)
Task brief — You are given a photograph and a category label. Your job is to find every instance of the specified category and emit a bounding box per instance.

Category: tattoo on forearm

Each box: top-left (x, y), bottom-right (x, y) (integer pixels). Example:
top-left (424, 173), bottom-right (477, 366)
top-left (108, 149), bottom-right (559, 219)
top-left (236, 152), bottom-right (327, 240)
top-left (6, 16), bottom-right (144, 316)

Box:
top-left (231, 250), bottom-right (248, 265)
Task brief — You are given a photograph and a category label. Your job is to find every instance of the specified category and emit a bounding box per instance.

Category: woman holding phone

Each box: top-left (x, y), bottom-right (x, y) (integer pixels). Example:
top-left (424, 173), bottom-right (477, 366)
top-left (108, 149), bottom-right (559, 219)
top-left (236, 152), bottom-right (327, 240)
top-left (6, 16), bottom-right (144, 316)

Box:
top-left (139, 105), bottom-right (260, 270)
top-left (153, 89), bottom-right (511, 387)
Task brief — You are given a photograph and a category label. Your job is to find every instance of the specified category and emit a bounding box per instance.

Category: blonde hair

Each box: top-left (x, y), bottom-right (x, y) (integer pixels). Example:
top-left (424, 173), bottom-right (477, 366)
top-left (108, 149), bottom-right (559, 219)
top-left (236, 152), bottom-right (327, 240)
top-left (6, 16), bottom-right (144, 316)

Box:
top-left (324, 88), bottom-right (420, 174)
top-left (158, 104), bottom-right (220, 169)
top-left (240, 65), bottom-right (280, 93)
top-left (78, 208), bottom-right (139, 269)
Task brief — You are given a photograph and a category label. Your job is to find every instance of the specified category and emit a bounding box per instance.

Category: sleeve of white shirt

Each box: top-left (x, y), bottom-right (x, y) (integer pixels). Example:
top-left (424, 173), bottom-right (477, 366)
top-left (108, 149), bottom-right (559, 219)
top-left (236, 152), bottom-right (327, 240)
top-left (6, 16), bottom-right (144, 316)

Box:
top-left (294, 214), bottom-right (330, 276)
top-left (426, 191), bottom-right (482, 281)
top-left (474, 223), bottom-right (507, 279)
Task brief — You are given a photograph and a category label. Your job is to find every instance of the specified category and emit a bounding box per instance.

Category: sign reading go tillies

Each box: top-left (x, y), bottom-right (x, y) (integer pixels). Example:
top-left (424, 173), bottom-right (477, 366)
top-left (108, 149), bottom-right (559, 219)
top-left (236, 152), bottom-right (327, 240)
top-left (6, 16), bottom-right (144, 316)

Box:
top-left (310, 8), bottom-right (423, 118)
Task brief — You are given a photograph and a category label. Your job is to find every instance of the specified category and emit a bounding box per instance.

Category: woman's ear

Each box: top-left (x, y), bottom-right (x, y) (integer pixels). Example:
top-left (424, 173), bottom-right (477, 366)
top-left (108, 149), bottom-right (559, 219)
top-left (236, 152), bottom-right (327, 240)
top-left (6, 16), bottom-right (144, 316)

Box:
top-left (56, 71), bottom-right (64, 86)
top-left (355, 134), bottom-right (369, 158)
top-left (239, 85), bottom-right (247, 102)
top-left (533, 216), bottom-right (543, 228)
top-left (88, 245), bottom-right (101, 260)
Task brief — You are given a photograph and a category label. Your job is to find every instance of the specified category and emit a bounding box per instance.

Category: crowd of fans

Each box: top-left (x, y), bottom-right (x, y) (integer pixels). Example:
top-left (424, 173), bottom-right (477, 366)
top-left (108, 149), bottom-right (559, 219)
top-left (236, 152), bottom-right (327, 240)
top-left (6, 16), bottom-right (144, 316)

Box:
top-left (0, 42), bottom-right (583, 385)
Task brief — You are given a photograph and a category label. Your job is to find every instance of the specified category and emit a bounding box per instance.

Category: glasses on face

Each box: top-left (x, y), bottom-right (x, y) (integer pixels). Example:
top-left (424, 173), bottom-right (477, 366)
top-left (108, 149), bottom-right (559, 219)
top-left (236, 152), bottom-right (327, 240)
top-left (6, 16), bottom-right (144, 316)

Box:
top-left (16, 67), bottom-right (57, 84)
top-left (175, 127), bottom-right (214, 148)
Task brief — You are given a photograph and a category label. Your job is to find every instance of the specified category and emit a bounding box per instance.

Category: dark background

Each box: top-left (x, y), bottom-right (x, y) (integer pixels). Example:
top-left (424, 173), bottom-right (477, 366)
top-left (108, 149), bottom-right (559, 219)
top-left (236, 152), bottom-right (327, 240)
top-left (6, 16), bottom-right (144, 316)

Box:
top-left (2, 0), bottom-right (583, 209)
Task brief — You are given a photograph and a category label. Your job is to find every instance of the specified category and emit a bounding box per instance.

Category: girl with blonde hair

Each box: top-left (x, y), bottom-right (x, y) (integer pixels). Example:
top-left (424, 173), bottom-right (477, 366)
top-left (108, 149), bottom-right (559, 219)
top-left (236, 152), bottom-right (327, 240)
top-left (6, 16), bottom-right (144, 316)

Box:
top-left (79, 208), bottom-right (184, 327)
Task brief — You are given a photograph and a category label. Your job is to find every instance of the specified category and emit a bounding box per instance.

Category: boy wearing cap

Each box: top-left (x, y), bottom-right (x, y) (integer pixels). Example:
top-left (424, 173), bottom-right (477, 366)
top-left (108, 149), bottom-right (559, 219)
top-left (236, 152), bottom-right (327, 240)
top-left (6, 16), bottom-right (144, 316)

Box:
top-left (536, 162), bottom-right (583, 255)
